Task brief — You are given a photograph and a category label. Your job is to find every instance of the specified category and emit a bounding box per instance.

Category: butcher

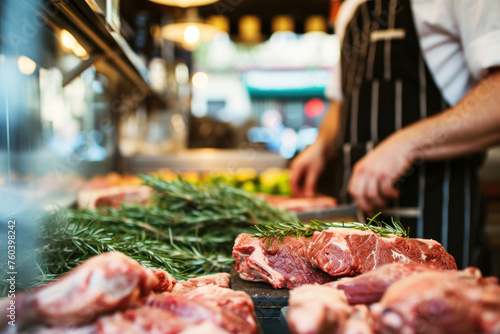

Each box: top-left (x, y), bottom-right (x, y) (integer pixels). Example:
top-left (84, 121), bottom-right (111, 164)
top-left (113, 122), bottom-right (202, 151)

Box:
top-left (290, 0), bottom-right (500, 273)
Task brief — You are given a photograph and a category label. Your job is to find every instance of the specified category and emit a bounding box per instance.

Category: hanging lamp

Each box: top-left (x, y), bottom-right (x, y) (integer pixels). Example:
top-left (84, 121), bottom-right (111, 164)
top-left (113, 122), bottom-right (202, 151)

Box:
top-left (149, 0), bottom-right (219, 8)
top-left (161, 8), bottom-right (220, 50)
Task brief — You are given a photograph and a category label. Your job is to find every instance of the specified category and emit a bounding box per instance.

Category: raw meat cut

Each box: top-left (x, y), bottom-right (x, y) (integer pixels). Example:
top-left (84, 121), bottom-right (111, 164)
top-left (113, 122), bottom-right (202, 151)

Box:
top-left (307, 228), bottom-right (457, 277)
top-left (371, 270), bottom-right (500, 334)
top-left (30, 280), bottom-right (255, 334)
top-left (2, 252), bottom-right (257, 334)
top-left (286, 285), bottom-right (374, 334)
top-left (323, 263), bottom-right (443, 304)
top-left (1, 252), bottom-right (159, 331)
top-left (145, 287), bottom-right (257, 334)
top-left (37, 285), bottom-right (256, 334)
top-left (233, 234), bottom-right (334, 289)
top-left (171, 273), bottom-right (230, 293)
top-left (179, 285), bottom-right (257, 331)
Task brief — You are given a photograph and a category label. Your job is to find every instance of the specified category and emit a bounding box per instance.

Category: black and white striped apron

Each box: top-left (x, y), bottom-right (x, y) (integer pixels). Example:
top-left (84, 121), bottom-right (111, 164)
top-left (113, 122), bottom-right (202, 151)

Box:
top-left (336, 0), bottom-right (490, 271)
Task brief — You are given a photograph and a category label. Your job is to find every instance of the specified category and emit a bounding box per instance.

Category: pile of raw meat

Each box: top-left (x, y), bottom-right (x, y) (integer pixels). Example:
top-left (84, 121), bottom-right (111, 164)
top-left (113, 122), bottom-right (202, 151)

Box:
top-left (287, 263), bottom-right (500, 334)
top-left (233, 228), bottom-right (500, 334)
top-left (233, 227), bottom-right (457, 289)
top-left (0, 252), bottom-right (257, 334)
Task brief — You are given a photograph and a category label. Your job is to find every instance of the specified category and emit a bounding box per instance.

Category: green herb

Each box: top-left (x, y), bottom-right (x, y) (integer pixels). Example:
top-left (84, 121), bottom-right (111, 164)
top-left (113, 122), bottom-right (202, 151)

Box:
top-left (140, 174), bottom-right (296, 224)
top-left (0, 176), bottom-right (296, 295)
top-left (252, 213), bottom-right (409, 247)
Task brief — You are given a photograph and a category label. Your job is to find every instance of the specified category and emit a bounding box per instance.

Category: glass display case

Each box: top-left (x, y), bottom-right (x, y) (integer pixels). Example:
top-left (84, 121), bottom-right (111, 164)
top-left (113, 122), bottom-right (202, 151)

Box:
top-left (0, 0), bottom-right (163, 285)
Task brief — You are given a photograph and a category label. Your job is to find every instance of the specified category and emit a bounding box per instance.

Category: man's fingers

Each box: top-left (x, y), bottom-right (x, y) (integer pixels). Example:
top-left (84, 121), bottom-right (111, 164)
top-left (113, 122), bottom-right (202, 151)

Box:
top-left (349, 166), bottom-right (372, 213)
top-left (290, 163), bottom-right (306, 197)
top-left (366, 177), bottom-right (387, 209)
top-left (380, 174), bottom-right (400, 199)
top-left (303, 167), bottom-right (320, 197)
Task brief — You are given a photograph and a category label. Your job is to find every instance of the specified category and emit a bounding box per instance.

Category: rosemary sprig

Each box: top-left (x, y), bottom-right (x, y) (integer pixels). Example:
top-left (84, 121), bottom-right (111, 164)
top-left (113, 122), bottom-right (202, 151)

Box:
top-left (252, 213), bottom-right (410, 247)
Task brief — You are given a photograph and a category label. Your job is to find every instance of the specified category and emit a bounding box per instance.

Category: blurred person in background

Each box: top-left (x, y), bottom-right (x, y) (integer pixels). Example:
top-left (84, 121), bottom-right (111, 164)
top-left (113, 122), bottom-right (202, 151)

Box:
top-left (290, 0), bottom-right (500, 272)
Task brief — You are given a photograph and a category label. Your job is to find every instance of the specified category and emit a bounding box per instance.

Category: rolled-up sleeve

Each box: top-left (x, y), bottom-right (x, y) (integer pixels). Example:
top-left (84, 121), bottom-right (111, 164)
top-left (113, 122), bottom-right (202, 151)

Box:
top-left (455, 0), bottom-right (500, 79)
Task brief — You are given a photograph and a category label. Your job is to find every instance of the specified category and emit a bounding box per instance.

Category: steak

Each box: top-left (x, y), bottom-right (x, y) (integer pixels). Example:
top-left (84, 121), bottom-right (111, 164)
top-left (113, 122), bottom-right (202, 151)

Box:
top-left (307, 228), bottom-right (457, 277)
top-left (371, 270), bottom-right (500, 334)
top-left (323, 263), bottom-right (443, 304)
top-left (233, 234), bottom-right (334, 289)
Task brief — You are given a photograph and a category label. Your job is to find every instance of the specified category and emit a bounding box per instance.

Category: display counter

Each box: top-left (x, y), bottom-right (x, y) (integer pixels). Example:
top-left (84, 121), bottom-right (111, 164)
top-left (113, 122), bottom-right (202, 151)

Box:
top-left (122, 149), bottom-right (289, 174)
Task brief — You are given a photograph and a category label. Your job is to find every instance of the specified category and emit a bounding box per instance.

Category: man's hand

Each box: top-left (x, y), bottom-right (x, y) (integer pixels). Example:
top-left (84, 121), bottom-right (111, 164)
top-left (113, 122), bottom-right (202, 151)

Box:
top-left (290, 101), bottom-right (341, 198)
top-left (290, 140), bottom-right (328, 197)
top-left (348, 67), bottom-right (500, 215)
top-left (348, 133), bottom-right (414, 214)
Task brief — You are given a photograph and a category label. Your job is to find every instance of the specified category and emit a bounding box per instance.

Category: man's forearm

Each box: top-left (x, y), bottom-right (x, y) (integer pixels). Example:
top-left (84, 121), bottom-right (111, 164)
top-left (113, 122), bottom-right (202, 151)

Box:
top-left (316, 100), bottom-right (341, 159)
top-left (393, 68), bottom-right (500, 162)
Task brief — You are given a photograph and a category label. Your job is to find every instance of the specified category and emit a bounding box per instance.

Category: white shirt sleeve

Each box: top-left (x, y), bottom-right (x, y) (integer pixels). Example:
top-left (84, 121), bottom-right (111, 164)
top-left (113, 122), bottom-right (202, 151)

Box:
top-left (452, 0), bottom-right (500, 80)
top-left (412, 0), bottom-right (500, 105)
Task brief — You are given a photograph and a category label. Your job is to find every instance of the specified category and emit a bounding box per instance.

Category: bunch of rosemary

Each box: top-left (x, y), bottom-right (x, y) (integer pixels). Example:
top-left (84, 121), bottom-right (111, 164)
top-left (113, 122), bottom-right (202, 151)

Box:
top-left (1, 175), bottom-right (296, 294)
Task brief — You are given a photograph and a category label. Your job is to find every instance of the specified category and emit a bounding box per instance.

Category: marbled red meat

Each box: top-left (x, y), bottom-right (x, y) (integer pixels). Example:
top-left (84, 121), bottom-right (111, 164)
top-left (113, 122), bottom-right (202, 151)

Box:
top-left (307, 228), bottom-right (457, 277)
top-left (371, 269), bottom-right (500, 334)
top-left (287, 267), bottom-right (498, 334)
top-left (323, 263), bottom-right (444, 304)
top-left (233, 234), bottom-right (334, 289)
